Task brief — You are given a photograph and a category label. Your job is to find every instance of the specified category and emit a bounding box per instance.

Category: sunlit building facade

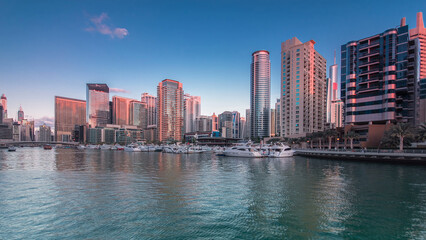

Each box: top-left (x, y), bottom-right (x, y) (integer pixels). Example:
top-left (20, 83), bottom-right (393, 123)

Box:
top-left (1, 94), bottom-right (7, 119)
top-left (410, 12), bottom-right (426, 123)
top-left (157, 79), bottom-right (184, 142)
top-left (250, 50), bottom-right (271, 139)
top-left (281, 37), bottom-right (327, 138)
top-left (212, 113), bottom-right (218, 131)
top-left (141, 93), bottom-right (157, 127)
top-left (18, 106), bottom-right (24, 121)
top-left (112, 96), bottom-right (133, 125)
top-left (86, 84), bottom-right (109, 127)
top-left (55, 96), bottom-right (86, 142)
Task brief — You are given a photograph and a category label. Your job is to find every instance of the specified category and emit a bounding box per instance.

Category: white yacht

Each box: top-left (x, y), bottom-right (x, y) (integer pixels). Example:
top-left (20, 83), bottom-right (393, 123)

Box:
top-left (124, 146), bottom-right (142, 152)
top-left (223, 145), bottom-right (262, 158)
top-left (77, 145), bottom-right (86, 150)
top-left (100, 145), bottom-right (111, 150)
top-left (266, 144), bottom-right (294, 158)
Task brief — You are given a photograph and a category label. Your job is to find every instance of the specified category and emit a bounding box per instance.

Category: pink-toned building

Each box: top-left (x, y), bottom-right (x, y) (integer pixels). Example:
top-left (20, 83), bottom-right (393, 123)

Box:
top-left (280, 37), bottom-right (327, 138)
top-left (157, 79), bottom-right (184, 142)
top-left (55, 96), bottom-right (86, 142)
top-left (212, 113), bottom-right (218, 131)
top-left (112, 96), bottom-right (133, 126)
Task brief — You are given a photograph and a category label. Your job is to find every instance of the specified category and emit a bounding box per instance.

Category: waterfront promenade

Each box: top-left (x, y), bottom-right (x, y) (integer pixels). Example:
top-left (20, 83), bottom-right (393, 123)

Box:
top-left (295, 149), bottom-right (426, 164)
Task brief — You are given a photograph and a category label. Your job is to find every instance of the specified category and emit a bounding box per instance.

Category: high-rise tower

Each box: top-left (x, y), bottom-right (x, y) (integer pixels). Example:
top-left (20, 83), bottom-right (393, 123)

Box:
top-left (1, 94), bottom-right (7, 119)
top-left (157, 79), bottom-right (184, 142)
top-left (250, 50), bottom-right (271, 139)
top-left (184, 94), bottom-right (201, 133)
top-left (141, 93), bottom-right (157, 127)
top-left (86, 84), bottom-right (109, 127)
top-left (281, 37), bottom-right (327, 138)
top-left (18, 106), bottom-right (24, 121)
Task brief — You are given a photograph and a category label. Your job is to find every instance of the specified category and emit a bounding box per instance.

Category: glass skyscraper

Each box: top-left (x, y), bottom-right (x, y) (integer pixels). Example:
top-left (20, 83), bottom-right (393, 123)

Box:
top-left (86, 84), bottom-right (109, 127)
top-left (250, 50), bottom-right (271, 139)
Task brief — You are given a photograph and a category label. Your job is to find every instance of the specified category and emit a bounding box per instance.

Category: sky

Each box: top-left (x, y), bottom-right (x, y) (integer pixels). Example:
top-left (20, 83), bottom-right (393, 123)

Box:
top-left (1, 0), bottom-right (425, 127)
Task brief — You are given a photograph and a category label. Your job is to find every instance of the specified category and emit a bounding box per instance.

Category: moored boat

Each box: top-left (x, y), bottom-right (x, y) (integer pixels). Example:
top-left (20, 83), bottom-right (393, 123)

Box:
top-left (43, 144), bottom-right (52, 150)
top-left (8, 146), bottom-right (17, 152)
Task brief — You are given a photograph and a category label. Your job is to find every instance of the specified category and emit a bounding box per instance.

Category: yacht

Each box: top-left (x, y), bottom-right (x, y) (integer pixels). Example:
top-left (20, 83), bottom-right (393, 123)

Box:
top-left (223, 145), bottom-right (262, 158)
top-left (100, 145), bottom-right (112, 150)
top-left (8, 146), bottom-right (17, 152)
top-left (265, 144), bottom-right (294, 158)
top-left (124, 146), bottom-right (141, 152)
top-left (77, 145), bottom-right (86, 150)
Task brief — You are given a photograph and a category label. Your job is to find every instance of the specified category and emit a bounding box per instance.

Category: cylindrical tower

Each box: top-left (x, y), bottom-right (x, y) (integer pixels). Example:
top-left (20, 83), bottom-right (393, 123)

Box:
top-left (250, 50), bottom-right (271, 139)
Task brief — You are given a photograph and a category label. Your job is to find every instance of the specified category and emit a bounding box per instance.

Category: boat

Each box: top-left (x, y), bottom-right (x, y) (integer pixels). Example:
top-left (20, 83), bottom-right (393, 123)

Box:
top-left (100, 145), bottom-right (112, 150)
top-left (8, 146), bottom-right (16, 152)
top-left (223, 145), bottom-right (262, 158)
top-left (124, 146), bottom-right (142, 152)
top-left (43, 144), bottom-right (52, 150)
top-left (265, 144), bottom-right (294, 158)
top-left (77, 145), bottom-right (86, 150)
top-left (86, 145), bottom-right (99, 149)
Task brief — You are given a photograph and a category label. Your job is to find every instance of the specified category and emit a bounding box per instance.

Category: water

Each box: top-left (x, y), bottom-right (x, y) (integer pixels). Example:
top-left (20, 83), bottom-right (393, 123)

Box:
top-left (0, 148), bottom-right (425, 239)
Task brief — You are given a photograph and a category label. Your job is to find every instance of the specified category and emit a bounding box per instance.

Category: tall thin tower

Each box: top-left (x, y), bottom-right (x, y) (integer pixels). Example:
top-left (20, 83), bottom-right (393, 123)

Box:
top-left (250, 50), bottom-right (271, 139)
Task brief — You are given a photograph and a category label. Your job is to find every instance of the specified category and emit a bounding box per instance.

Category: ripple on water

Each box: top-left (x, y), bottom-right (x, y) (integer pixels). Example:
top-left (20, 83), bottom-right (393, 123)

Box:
top-left (0, 148), bottom-right (425, 239)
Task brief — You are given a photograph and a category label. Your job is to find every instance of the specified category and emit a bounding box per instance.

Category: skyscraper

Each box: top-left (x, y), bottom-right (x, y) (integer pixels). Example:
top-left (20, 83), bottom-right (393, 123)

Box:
top-left (410, 12), bottom-right (426, 123)
top-left (1, 94), bottom-right (7, 119)
top-left (112, 96), bottom-right (133, 125)
top-left (141, 93), bottom-right (157, 127)
top-left (326, 53), bottom-right (343, 128)
top-left (274, 99), bottom-right (281, 136)
top-left (38, 124), bottom-right (52, 142)
top-left (86, 84), bottom-right (109, 127)
top-left (281, 37), bottom-right (327, 138)
top-left (18, 106), bottom-right (24, 121)
top-left (184, 94), bottom-right (201, 133)
top-left (219, 111), bottom-right (240, 138)
top-left (250, 50), bottom-right (271, 139)
top-left (270, 109), bottom-right (276, 137)
top-left (212, 113), bottom-right (218, 132)
top-left (157, 79), bottom-right (184, 142)
top-left (341, 18), bottom-right (418, 147)
top-left (55, 96), bottom-right (86, 142)
top-left (129, 100), bottom-right (147, 128)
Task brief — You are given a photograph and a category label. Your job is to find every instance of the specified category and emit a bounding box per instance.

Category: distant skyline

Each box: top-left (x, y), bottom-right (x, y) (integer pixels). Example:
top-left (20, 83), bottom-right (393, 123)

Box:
top-left (1, 0), bottom-right (425, 126)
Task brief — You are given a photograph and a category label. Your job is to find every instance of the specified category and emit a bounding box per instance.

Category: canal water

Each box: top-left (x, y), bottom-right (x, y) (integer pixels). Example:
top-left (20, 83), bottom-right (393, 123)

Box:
top-left (0, 148), bottom-right (425, 239)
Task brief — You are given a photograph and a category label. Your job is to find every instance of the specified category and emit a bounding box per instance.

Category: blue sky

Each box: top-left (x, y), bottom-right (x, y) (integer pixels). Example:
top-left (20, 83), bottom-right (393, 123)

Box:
top-left (0, 0), bottom-right (425, 126)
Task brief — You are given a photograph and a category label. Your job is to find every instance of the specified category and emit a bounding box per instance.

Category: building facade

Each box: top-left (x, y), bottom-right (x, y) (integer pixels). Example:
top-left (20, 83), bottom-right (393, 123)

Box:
top-left (219, 111), bottom-right (240, 138)
top-left (274, 99), bottom-right (281, 136)
top-left (130, 100), bottom-right (147, 128)
top-left (281, 37), bottom-right (327, 138)
top-left (184, 94), bottom-right (201, 133)
top-left (38, 124), bottom-right (52, 142)
top-left (212, 113), bottom-right (218, 132)
top-left (1, 94), bottom-right (7, 120)
top-left (86, 84), bottom-right (109, 127)
top-left (157, 79), bottom-right (184, 142)
top-left (112, 96), bottom-right (133, 126)
top-left (195, 115), bottom-right (212, 132)
top-left (141, 93), bottom-right (157, 127)
top-left (250, 50), bottom-right (271, 139)
top-left (55, 96), bottom-right (86, 142)
top-left (410, 12), bottom-right (426, 123)
top-left (18, 106), bottom-right (24, 121)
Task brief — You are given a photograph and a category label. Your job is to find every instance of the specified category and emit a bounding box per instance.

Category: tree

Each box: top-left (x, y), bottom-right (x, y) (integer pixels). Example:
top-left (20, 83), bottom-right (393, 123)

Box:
top-left (325, 129), bottom-right (338, 150)
top-left (345, 131), bottom-right (360, 150)
top-left (387, 122), bottom-right (414, 151)
top-left (416, 123), bottom-right (426, 142)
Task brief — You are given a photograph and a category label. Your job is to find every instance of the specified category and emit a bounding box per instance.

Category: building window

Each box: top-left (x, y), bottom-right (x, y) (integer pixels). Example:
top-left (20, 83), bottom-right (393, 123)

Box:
top-left (296, 49), bottom-right (300, 52)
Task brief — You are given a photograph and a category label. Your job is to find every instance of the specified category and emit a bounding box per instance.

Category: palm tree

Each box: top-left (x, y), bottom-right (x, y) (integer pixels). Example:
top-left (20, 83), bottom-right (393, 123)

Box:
top-left (325, 129), bottom-right (338, 150)
top-left (345, 131), bottom-right (360, 150)
top-left (416, 123), bottom-right (426, 142)
top-left (389, 122), bottom-right (414, 151)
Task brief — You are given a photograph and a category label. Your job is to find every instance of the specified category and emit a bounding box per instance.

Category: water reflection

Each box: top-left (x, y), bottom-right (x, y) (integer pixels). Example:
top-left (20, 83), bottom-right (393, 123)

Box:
top-left (0, 148), bottom-right (425, 239)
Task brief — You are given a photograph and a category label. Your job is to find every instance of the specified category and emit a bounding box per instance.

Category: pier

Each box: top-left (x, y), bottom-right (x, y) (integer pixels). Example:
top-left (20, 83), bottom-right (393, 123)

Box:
top-left (294, 149), bottom-right (426, 164)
